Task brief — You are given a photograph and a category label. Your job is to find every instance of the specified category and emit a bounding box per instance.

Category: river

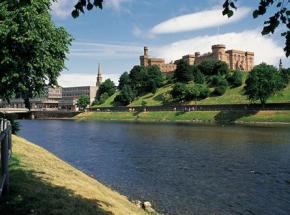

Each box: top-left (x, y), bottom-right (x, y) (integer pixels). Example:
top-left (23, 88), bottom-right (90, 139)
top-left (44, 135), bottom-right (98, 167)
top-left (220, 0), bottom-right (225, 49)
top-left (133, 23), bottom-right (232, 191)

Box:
top-left (18, 120), bottom-right (290, 215)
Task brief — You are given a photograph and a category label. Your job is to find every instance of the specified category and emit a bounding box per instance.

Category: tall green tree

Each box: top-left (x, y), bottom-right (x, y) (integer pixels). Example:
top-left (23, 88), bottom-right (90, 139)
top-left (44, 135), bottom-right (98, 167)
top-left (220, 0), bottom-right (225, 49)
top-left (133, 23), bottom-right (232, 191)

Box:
top-left (129, 65), bottom-right (148, 95)
top-left (114, 85), bottom-right (135, 106)
top-left (174, 59), bottom-right (193, 83)
top-left (244, 63), bottom-right (284, 104)
top-left (97, 79), bottom-right (116, 97)
top-left (118, 72), bottom-right (130, 90)
top-left (0, 0), bottom-right (72, 109)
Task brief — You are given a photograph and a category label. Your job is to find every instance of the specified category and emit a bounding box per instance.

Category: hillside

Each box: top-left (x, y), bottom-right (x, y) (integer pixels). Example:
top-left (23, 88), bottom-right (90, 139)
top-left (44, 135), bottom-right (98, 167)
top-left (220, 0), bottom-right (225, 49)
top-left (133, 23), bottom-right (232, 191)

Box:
top-left (95, 82), bottom-right (290, 108)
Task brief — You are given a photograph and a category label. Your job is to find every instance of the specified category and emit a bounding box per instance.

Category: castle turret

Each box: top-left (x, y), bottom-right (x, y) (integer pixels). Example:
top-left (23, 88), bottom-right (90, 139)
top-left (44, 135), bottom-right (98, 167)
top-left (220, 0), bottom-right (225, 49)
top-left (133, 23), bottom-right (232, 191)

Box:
top-left (212, 44), bottom-right (226, 61)
top-left (96, 63), bottom-right (103, 87)
top-left (140, 46), bottom-right (149, 67)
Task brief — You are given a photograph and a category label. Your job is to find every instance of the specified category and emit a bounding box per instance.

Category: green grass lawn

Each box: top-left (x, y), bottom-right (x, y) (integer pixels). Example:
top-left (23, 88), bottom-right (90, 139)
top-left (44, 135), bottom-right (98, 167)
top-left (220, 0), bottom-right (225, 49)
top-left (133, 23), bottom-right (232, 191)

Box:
top-left (75, 111), bottom-right (290, 124)
top-left (130, 84), bottom-right (173, 106)
top-left (0, 136), bottom-right (148, 215)
top-left (92, 92), bottom-right (119, 108)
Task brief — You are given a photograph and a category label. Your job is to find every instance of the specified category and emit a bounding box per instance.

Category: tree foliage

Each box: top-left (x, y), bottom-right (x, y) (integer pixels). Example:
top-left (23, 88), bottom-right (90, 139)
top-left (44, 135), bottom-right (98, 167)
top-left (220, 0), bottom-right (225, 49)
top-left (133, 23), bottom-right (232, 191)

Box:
top-left (114, 85), bottom-right (135, 106)
top-left (118, 72), bottom-right (130, 90)
top-left (228, 70), bottom-right (243, 88)
top-left (122, 65), bottom-right (163, 96)
top-left (197, 60), bottom-right (230, 77)
top-left (0, 0), bottom-right (72, 109)
top-left (171, 83), bottom-right (209, 102)
top-left (77, 95), bottom-right (90, 110)
top-left (174, 59), bottom-right (193, 83)
top-left (97, 79), bottom-right (116, 97)
top-left (244, 63), bottom-right (284, 104)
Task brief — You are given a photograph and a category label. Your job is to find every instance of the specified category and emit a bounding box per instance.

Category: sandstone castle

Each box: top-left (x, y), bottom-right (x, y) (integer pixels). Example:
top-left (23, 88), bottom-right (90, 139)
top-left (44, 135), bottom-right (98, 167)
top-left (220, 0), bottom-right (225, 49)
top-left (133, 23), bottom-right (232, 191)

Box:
top-left (140, 44), bottom-right (254, 73)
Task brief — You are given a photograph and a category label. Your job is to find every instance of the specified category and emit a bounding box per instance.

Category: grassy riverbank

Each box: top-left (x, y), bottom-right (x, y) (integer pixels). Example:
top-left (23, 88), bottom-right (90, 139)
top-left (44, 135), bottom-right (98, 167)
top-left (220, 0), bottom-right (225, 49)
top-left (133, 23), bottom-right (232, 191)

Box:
top-left (75, 111), bottom-right (290, 124)
top-left (0, 136), bottom-right (148, 215)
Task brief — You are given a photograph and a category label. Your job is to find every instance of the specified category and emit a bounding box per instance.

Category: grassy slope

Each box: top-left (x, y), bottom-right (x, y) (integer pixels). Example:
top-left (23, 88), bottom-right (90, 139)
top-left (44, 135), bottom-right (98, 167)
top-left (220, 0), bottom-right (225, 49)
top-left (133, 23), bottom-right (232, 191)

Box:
top-left (96, 72), bottom-right (290, 107)
top-left (75, 111), bottom-right (290, 124)
top-left (94, 93), bottom-right (119, 108)
top-left (0, 135), bottom-right (147, 215)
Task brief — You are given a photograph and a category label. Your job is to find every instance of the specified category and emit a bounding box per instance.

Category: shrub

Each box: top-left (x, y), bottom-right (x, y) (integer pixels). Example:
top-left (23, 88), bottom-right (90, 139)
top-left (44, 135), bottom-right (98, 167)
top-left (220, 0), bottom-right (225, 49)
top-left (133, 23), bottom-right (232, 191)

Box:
top-left (98, 92), bottom-right (109, 104)
top-left (171, 83), bottom-right (187, 101)
top-left (209, 75), bottom-right (228, 87)
top-left (196, 84), bottom-right (210, 99)
top-left (193, 69), bottom-right (205, 84)
top-left (228, 70), bottom-right (243, 88)
top-left (114, 85), bottom-right (136, 106)
top-left (213, 85), bottom-right (227, 96)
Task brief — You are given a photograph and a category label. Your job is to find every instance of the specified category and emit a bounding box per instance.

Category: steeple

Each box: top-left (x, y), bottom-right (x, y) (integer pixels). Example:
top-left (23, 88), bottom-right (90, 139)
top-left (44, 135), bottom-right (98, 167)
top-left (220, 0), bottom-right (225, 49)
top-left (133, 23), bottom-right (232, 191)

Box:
top-left (279, 59), bottom-right (283, 71)
top-left (96, 63), bottom-right (103, 87)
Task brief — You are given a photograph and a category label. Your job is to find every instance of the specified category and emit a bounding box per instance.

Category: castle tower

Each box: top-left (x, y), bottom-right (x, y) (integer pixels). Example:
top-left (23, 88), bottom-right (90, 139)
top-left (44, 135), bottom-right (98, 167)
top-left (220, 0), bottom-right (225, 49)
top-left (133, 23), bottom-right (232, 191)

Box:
top-left (140, 46), bottom-right (149, 67)
top-left (96, 63), bottom-right (103, 87)
top-left (212, 44), bottom-right (226, 61)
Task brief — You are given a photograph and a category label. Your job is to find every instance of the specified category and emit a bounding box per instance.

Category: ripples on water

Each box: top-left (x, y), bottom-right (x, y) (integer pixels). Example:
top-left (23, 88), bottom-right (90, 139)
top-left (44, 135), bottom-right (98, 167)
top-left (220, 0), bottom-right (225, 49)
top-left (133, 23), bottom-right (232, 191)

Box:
top-left (19, 120), bottom-right (290, 215)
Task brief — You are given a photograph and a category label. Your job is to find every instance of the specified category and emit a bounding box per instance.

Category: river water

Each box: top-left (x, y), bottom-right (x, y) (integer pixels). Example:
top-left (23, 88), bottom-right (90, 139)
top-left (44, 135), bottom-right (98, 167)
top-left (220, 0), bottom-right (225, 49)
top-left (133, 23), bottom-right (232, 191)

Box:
top-left (19, 120), bottom-right (290, 215)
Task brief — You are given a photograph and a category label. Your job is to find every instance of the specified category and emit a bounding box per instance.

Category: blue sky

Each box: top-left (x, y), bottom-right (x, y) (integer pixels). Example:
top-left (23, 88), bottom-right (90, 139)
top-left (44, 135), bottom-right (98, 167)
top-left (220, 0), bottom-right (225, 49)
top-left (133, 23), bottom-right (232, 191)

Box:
top-left (51, 0), bottom-right (289, 87)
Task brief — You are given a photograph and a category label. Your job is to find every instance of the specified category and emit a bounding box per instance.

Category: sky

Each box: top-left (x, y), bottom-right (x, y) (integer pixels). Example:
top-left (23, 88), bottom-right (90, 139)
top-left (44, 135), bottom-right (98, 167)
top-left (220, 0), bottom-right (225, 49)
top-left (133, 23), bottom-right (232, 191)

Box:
top-left (50, 0), bottom-right (289, 87)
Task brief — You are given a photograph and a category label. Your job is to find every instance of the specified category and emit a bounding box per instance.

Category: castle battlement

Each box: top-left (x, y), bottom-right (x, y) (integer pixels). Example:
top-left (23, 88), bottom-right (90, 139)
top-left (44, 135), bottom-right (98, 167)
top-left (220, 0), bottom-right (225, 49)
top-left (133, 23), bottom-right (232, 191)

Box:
top-left (140, 45), bottom-right (254, 73)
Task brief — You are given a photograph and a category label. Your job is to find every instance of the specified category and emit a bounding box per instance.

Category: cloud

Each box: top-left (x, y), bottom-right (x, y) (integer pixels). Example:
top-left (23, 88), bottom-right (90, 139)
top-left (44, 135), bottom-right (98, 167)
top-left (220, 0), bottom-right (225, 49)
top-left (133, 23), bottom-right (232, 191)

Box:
top-left (50, 0), bottom-right (130, 18)
top-left (70, 41), bottom-right (142, 59)
top-left (150, 7), bottom-right (251, 35)
top-left (105, 0), bottom-right (131, 11)
top-left (58, 73), bottom-right (119, 87)
top-left (153, 30), bottom-right (284, 66)
top-left (50, 0), bottom-right (75, 18)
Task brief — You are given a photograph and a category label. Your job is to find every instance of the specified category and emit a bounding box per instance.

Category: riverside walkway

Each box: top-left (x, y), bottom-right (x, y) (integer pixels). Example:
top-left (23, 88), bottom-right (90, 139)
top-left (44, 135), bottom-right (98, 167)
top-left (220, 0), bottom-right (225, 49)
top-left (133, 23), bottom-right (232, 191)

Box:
top-left (89, 102), bottom-right (290, 112)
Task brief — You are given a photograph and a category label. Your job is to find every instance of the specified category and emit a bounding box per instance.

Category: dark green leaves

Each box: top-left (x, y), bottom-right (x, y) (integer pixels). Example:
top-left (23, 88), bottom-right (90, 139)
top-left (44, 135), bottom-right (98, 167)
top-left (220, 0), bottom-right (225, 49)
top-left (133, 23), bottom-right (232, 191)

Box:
top-left (0, 0), bottom-right (72, 109)
top-left (223, 0), bottom-right (289, 57)
top-left (72, 0), bottom-right (103, 18)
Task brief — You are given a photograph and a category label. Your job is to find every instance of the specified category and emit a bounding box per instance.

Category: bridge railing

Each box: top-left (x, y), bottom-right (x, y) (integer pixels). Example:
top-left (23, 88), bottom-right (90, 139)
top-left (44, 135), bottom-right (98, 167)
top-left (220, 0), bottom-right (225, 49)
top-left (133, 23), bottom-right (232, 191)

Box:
top-left (0, 118), bottom-right (12, 198)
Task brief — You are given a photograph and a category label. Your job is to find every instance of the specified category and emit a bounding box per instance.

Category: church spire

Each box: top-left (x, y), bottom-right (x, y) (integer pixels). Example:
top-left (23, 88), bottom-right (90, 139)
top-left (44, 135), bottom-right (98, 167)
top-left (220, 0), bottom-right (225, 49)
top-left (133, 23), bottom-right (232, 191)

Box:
top-left (96, 63), bottom-right (103, 87)
top-left (279, 59), bottom-right (283, 71)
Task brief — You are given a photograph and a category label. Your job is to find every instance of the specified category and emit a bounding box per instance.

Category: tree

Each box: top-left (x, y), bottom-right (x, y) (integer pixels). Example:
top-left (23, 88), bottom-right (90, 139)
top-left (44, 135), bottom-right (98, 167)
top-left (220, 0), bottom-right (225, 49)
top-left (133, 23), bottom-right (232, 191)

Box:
top-left (77, 95), bottom-right (90, 110)
top-left (193, 69), bottom-right (205, 84)
top-left (114, 85), bottom-right (136, 106)
top-left (98, 79), bottom-right (116, 97)
top-left (129, 65), bottom-right (148, 96)
top-left (171, 83), bottom-right (188, 101)
top-left (118, 72), bottom-right (130, 90)
top-left (171, 83), bottom-right (210, 102)
top-left (198, 60), bottom-right (229, 77)
top-left (0, 0), bottom-right (72, 110)
top-left (197, 60), bottom-right (218, 76)
top-left (214, 60), bottom-right (229, 76)
top-left (228, 70), bottom-right (243, 88)
top-left (244, 63), bottom-right (284, 104)
top-left (174, 59), bottom-right (193, 83)
top-left (146, 65), bottom-right (164, 94)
